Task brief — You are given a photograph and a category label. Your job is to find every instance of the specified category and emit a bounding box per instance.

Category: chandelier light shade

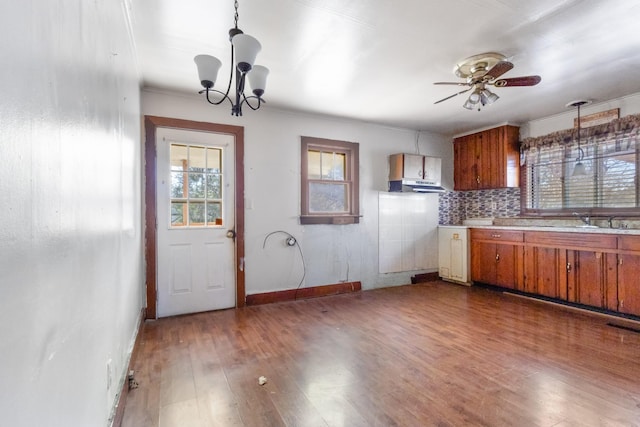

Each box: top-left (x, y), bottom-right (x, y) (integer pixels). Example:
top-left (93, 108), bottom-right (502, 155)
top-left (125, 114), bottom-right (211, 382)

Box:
top-left (194, 55), bottom-right (222, 89)
top-left (247, 65), bottom-right (269, 97)
top-left (231, 34), bottom-right (261, 72)
top-left (194, 0), bottom-right (268, 116)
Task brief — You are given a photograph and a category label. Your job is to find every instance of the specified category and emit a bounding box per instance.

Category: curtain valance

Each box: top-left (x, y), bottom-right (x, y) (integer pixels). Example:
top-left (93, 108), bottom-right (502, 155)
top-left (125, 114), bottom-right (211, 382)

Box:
top-left (521, 113), bottom-right (640, 151)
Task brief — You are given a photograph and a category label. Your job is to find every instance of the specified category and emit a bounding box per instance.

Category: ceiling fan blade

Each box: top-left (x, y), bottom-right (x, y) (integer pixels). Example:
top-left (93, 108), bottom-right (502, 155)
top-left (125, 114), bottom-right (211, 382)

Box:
top-left (493, 75), bottom-right (541, 87)
top-left (434, 88), bottom-right (472, 104)
top-left (484, 61), bottom-right (514, 80)
top-left (433, 81), bottom-right (470, 86)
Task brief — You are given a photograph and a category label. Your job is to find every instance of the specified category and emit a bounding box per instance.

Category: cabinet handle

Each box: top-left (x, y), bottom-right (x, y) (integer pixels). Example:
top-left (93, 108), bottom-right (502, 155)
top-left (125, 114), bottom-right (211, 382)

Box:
top-left (620, 300), bottom-right (624, 309)
top-left (492, 233), bottom-right (501, 238)
top-left (495, 253), bottom-right (500, 262)
top-left (566, 262), bottom-right (571, 272)
top-left (476, 176), bottom-right (480, 184)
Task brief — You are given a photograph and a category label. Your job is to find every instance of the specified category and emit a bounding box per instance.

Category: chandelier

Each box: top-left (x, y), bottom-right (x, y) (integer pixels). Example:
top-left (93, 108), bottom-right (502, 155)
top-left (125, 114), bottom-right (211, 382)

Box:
top-left (194, 0), bottom-right (268, 116)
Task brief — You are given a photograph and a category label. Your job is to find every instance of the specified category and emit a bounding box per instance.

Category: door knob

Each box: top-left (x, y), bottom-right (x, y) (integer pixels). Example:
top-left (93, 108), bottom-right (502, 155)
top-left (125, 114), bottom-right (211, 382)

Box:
top-left (226, 229), bottom-right (236, 239)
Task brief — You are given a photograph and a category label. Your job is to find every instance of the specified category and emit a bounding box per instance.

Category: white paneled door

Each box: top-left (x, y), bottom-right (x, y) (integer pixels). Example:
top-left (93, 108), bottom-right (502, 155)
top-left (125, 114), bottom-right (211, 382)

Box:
top-left (156, 128), bottom-right (236, 317)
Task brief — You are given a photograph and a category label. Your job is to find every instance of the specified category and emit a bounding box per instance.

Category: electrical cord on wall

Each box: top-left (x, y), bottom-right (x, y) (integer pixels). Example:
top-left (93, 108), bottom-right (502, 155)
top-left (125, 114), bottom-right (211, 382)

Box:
top-left (262, 230), bottom-right (307, 299)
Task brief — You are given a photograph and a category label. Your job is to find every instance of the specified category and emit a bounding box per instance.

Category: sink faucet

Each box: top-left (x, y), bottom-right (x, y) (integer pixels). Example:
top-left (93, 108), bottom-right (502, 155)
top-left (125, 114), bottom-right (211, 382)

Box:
top-left (573, 212), bottom-right (591, 226)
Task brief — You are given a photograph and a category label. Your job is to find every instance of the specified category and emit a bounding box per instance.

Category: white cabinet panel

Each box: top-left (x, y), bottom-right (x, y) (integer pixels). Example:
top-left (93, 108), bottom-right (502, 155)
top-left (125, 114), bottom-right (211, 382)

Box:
top-left (378, 192), bottom-right (439, 273)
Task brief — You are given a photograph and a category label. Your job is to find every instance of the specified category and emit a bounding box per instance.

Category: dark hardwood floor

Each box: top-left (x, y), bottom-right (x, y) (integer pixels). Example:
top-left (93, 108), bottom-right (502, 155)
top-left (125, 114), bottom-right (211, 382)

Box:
top-left (121, 282), bottom-right (640, 427)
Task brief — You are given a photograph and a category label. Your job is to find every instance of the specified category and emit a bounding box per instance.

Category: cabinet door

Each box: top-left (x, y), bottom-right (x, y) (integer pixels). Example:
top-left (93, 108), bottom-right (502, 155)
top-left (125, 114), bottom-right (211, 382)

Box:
top-left (617, 254), bottom-right (640, 316)
top-left (454, 136), bottom-right (478, 191)
top-left (471, 241), bottom-right (496, 284)
top-left (568, 250), bottom-right (605, 308)
top-left (495, 244), bottom-right (522, 290)
top-left (402, 154), bottom-right (424, 180)
top-left (481, 127), bottom-right (502, 189)
top-left (524, 246), bottom-right (566, 298)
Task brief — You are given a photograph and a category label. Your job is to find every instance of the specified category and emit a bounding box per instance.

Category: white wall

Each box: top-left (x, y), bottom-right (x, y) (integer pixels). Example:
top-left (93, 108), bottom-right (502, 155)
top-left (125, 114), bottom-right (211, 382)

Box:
top-left (522, 92), bottom-right (640, 138)
top-left (0, 1), bottom-right (143, 426)
top-left (142, 90), bottom-right (452, 295)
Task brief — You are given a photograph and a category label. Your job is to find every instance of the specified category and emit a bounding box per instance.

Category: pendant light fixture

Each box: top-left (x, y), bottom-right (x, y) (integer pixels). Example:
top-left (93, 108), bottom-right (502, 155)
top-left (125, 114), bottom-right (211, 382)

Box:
top-left (566, 100), bottom-right (591, 176)
top-left (194, 0), bottom-right (268, 116)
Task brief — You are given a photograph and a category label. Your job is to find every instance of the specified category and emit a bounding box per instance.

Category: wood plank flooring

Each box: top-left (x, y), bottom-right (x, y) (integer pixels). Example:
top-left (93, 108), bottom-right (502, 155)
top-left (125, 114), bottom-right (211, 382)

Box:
top-left (121, 282), bottom-right (640, 427)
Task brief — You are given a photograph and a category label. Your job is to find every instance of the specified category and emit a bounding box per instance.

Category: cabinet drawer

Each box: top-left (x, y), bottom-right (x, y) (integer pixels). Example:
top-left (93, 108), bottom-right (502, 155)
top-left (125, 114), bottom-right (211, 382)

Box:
top-left (618, 235), bottom-right (640, 251)
top-left (470, 228), bottom-right (524, 243)
top-left (525, 231), bottom-right (616, 249)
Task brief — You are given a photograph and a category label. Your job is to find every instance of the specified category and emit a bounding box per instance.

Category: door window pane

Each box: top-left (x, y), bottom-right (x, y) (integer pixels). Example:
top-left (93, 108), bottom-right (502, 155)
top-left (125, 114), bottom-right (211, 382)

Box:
top-left (207, 202), bottom-right (222, 225)
top-left (188, 173), bottom-right (205, 198)
top-left (170, 144), bottom-right (188, 171)
top-left (207, 148), bottom-right (221, 173)
top-left (171, 202), bottom-right (187, 227)
top-left (169, 143), bottom-right (224, 227)
top-left (206, 175), bottom-right (222, 199)
top-left (189, 202), bottom-right (205, 226)
top-left (189, 146), bottom-right (206, 171)
top-left (170, 172), bottom-right (186, 198)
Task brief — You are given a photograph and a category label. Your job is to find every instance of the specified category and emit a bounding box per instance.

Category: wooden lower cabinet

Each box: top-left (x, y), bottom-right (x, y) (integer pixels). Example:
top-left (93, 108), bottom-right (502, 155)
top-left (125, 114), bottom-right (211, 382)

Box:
top-left (472, 228), bottom-right (640, 318)
top-left (523, 246), bottom-right (568, 299)
top-left (470, 233), bottom-right (523, 290)
top-left (566, 250), bottom-right (616, 309)
top-left (616, 253), bottom-right (640, 316)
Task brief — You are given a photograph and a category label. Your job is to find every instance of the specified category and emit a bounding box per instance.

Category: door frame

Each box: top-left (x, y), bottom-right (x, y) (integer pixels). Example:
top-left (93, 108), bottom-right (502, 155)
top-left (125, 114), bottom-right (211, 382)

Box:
top-left (144, 115), bottom-right (245, 319)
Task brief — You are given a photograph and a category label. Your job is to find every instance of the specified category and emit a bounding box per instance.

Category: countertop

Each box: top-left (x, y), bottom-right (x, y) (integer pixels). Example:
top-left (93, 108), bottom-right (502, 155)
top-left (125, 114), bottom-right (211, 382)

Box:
top-left (461, 224), bottom-right (640, 235)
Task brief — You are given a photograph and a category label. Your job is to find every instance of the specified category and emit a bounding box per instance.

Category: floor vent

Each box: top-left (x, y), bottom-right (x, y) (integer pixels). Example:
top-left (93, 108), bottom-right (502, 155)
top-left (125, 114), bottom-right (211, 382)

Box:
top-left (607, 323), bottom-right (640, 334)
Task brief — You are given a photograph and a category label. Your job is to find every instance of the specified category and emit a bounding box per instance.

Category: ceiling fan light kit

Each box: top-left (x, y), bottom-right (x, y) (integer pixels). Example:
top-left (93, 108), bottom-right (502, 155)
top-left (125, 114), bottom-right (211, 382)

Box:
top-left (194, 0), bottom-right (269, 116)
top-left (435, 52), bottom-right (541, 111)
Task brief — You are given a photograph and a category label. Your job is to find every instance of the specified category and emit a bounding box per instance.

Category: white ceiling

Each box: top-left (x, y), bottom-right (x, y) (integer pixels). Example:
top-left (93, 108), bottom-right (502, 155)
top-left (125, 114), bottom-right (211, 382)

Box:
top-left (130, 0), bottom-right (640, 136)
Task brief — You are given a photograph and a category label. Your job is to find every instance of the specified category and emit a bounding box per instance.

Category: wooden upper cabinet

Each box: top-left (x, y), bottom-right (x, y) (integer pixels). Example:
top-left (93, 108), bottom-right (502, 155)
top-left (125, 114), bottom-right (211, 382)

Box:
top-left (453, 125), bottom-right (520, 191)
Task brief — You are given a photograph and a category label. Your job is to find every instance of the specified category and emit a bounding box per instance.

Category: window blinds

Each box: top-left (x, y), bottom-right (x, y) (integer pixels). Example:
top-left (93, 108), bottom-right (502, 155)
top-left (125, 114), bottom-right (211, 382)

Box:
top-left (524, 134), bottom-right (637, 210)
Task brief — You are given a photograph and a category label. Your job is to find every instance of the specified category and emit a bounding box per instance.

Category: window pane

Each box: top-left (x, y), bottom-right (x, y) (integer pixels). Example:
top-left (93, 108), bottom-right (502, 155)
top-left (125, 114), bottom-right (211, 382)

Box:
top-left (206, 175), bottom-right (222, 199)
top-left (207, 148), bottom-right (221, 173)
top-left (171, 202), bottom-right (186, 226)
top-left (321, 152), bottom-right (333, 179)
top-left (528, 148), bottom-right (564, 209)
top-left (309, 182), bottom-right (348, 213)
top-left (170, 144), bottom-right (188, 171)
top-left (170, 171), bottom-right (186, 198)
top-left (189, 146), bottom-right (206, 171)
top-left (600, 149), bottom-right (636, 207)
top-left (207, 202), bottom-right (222, 225)
top-left (189, 202), bottom-right (205, 226)
top-left (333, 153), bottom-right (345, 180)
top-left (564, 161), bottom-right (595, 208)
top-left (308, 150), bottom-right (321, 179)
top-left (188, 173), bottom-right (205, 198)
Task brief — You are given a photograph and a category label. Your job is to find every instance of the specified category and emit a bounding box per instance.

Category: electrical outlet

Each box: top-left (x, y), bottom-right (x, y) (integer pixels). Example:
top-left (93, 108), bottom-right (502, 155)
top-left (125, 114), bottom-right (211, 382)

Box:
top-left (491, 202), bottom-right (497, 210)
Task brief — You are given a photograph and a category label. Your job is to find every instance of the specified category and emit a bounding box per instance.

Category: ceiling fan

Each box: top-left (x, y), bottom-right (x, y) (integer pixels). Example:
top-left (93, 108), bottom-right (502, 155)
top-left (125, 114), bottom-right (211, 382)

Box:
top-left (434, 52), bottom-right (541, 110)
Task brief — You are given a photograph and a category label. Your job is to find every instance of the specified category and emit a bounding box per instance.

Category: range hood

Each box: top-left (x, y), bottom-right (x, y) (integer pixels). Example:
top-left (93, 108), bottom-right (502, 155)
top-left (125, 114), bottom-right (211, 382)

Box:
top-left (388, 153), bottom-right (446, 193)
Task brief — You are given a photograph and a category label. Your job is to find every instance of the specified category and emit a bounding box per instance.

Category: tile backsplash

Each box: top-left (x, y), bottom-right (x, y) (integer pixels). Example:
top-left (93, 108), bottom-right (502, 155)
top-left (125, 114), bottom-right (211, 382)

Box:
top-left (439, 188), bottom-right (521, 225)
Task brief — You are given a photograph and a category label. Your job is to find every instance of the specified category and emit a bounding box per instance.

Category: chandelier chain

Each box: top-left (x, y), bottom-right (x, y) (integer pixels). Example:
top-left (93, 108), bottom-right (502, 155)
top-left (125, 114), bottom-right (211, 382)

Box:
top-left (234, 0), bottom-right (239, 29)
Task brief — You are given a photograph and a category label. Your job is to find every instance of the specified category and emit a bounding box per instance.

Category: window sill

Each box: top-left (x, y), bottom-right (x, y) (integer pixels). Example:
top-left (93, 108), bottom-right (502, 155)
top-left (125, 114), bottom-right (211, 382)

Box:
top-left (300, 215), bottom-right (360, 225)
